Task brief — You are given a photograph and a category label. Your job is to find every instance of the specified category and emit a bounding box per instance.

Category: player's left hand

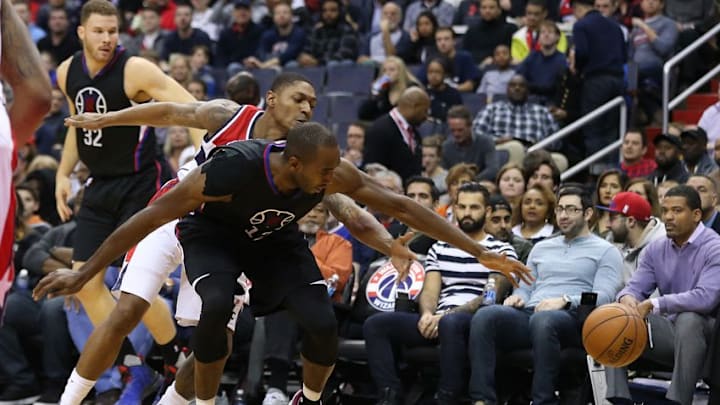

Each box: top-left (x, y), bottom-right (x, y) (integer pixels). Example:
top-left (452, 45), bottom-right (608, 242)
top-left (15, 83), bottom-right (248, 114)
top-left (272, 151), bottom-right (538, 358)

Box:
top-left (477, 251), bottom-right (533, 288)
top-left (390, 232), bottom-right (417, 284)
top-left (33, 268), bottom-right (88, 300)
top-left (65, 113), bottom-right (107, 130)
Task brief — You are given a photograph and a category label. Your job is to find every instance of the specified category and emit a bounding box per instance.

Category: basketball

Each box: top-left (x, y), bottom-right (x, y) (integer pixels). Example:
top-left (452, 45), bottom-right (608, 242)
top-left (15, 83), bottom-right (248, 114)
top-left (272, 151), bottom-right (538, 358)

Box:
top-left (582, 303), bottom-right (648, 368)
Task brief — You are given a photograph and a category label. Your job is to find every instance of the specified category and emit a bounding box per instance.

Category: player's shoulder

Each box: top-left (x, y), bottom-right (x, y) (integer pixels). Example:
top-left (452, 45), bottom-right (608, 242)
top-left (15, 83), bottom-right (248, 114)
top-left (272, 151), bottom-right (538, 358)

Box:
top-left (56, 56), bottom-right (76, 92)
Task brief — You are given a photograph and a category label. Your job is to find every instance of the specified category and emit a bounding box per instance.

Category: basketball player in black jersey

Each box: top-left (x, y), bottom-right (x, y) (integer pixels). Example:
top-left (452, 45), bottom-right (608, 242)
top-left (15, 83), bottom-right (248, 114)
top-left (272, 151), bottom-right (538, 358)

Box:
top-left (53, 0), bottom-right (203, 381)
top-left (36, 123), bottom-right (532, 405)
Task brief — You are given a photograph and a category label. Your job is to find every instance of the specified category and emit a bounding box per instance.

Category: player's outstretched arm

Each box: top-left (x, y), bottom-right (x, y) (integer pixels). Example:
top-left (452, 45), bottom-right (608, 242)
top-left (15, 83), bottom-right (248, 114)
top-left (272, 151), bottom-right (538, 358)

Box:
top-left (327, 160), bottom-right (534, 287)
top-left (64, 99), bottom-right (239, 134)
top-left (32, 166), bottom-right (230, 300)
top-left (0, 0), bottom-right (51, 144)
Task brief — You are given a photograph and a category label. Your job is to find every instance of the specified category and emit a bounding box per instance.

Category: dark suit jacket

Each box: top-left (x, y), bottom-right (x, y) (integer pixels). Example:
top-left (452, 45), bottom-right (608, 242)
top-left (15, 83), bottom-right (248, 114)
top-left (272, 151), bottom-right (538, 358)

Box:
top-left (709, 211), bottom-right (720, 236)
top-left (363, 114), bottom-right (422, 181)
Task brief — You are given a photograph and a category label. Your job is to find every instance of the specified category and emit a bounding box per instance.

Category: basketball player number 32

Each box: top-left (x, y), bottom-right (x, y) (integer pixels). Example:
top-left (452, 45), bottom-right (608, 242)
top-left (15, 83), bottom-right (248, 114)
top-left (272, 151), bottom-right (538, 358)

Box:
top-left (82, 129), bottom-right (103, 147)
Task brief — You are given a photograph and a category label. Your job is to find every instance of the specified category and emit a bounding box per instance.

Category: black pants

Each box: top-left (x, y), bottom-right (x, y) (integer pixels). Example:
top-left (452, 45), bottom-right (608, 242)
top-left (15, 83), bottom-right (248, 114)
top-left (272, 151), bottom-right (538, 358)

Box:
top-left (0, 292), bottom-right (75, 388)
top-left (579, 74), bottom-right (625, 168)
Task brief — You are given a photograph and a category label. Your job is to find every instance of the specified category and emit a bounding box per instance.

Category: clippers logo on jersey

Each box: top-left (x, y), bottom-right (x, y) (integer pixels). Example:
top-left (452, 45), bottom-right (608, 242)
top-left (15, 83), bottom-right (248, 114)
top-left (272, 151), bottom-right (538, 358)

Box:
top-left (245, 209), bottom-right (296, 240)
top-left (74, 87), bottom-right (107, 114)
top-left (366, 261), bottom-right (425, 311)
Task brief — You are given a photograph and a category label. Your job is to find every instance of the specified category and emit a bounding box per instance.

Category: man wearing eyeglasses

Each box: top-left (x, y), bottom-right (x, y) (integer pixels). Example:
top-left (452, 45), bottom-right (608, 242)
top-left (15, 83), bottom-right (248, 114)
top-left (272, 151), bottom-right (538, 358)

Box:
top-left (468, 186), bottom-right (623, 405)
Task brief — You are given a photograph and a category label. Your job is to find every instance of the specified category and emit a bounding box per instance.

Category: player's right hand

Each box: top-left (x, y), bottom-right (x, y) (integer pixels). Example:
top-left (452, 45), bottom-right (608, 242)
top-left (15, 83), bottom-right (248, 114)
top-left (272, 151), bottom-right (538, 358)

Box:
top-left (390, 232), bottom-right (417, 284)
top-left (32, 268), bottom-right (87, 300)
top-left (55, 175), bottom-right (72, 222)
top-left (64, 113), bottom-right (106, 130)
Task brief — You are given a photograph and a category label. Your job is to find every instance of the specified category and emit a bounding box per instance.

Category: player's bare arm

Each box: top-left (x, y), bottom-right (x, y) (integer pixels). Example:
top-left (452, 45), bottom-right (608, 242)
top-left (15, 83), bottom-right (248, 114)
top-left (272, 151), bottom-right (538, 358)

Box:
top-left (323, 193), bottom-right (416, 273)
top-left (55, 60), bottom-right (81, 222)
top-left (125, 56), bottom-right (207, 147)
top-left (65, 99), bottom-right (240, 135)
top-left (0, 0), bottom-right (52, 144)
top-left (33, 165), bottom-right (230, 300)
top-left (327, 159), bottom-right (534, 287)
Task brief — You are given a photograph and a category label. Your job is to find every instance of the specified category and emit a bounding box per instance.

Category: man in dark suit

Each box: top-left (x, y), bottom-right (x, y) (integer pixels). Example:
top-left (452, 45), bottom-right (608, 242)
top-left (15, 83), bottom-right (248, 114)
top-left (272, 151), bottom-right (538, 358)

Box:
top-left (687, 175), bottom-right (720, 235)
top-left (364, 87), bottom-right (429, 181)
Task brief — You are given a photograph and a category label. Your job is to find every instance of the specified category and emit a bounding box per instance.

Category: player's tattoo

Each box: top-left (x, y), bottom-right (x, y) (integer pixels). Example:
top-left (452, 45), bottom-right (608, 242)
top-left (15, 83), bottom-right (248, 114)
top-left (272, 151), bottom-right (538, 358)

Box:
top-left (323, 194), bottom-right (359, 225)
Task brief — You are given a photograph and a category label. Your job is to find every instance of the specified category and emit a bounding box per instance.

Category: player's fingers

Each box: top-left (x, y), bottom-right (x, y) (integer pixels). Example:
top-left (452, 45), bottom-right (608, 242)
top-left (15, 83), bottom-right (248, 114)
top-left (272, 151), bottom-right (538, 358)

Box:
top-left (32, 278), bottom-right (53, 300)
top-left (398, 232), bottom-right (415, 244)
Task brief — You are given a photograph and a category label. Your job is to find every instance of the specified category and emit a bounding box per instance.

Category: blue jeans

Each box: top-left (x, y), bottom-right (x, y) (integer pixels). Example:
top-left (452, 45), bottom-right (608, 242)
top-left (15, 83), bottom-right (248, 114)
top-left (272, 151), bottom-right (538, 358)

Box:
top-left (468, 306), bottom-right (582, 405)
top-left (363, 311), bottom-right (473, 396)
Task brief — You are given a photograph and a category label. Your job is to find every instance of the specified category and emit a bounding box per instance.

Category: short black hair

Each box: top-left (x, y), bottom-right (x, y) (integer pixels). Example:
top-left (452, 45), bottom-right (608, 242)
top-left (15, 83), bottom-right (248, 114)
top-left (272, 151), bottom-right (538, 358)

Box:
top-left (487, 194), bottom-right (512, 214)
top-left (557, 184), bottom-right (593, 211)
top-left (226, 72), bottom-right (260, 105)
top-left (284, 122), bottom-right (338, 161)
top-left (404, 175), bottom-right (440, 202)
top-left (570, 0), bottom-right (594, 6)
top-left (625, 128), bottom-right (648, 147)
top-left (435, 26), bottom-right (455, 38)
top-left (270, 72), bottom-right (313, 93)
top-left (457, 182), bottom-right (490, 205)
top-left (528, 0), bottom-right (547, 9)
top-left (446, 105), bottom-right (472, 123)
top-left (664, 185), bottom-right (702, 211)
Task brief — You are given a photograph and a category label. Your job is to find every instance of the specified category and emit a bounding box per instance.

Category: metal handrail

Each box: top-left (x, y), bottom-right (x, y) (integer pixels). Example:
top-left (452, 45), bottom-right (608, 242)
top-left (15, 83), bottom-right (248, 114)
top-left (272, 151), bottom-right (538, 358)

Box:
top-left (662, 22), bottom-right (720, 133)
top-left (528, 96), bottom-right (625, 153)
top-left (561, 101), bottom-right (627, 180)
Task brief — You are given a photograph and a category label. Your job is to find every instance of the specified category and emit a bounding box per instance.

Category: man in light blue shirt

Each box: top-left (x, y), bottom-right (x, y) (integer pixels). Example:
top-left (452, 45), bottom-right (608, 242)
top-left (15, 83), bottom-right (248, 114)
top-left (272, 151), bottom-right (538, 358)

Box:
top-left (468, 186), bottom-right (623, 405)
top-left (607, 185), bottom-right (720, 405)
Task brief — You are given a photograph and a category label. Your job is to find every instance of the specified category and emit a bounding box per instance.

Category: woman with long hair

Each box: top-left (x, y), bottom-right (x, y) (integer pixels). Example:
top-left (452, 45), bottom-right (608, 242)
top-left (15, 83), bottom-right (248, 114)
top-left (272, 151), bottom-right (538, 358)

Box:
top-left (624, 177), bottom-right (661, 218)
top-left (496, 163), bottom-right (526, 225)
top-left (590, 169), bottom-right (626, 238)
top-left (407, 11), bottom-right (439, 65)
top-left (358, 56), bottom-right (420, 121)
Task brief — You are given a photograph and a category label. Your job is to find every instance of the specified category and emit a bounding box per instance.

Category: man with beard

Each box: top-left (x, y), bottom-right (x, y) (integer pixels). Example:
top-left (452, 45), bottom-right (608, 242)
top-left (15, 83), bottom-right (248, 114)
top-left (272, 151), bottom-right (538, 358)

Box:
top-left (261, 201), bottom-right (353, 405)
top-left (296, 0), bottom-right (359, 66)
top-left (364, 182), bottom-right (517, 405)
top-left (602, 191), bottom-right (665, 283)
top-left (484, 194), bottom-right (532, 263)
top-left (649, 133), bottom-right (689, 185)
top-left (364, 87), bottom-right (430, 181)
top-left (468, 186), bottom-right (623, 405)
top-left (686, 175), bottom-right (720, 234)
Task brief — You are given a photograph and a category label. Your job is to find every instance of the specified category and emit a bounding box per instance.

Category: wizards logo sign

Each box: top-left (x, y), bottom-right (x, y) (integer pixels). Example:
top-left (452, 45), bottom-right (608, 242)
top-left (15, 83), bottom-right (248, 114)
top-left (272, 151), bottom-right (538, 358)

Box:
top-left (74, 87), bottom-right (107, 114)
top-left (366, 260), bottom-right (425, 311)
top-left (245, 209), bottom-right (295, 241)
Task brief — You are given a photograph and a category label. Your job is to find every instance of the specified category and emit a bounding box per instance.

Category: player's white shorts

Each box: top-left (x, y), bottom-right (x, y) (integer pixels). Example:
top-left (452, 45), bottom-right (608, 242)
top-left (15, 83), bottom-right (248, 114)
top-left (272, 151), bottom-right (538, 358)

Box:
top-left (176, 272), bottom-right (251, 332)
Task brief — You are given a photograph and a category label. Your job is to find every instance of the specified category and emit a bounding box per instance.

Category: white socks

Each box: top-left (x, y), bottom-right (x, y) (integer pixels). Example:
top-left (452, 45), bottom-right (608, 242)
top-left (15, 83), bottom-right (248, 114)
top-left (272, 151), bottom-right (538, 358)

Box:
top-left (59, 369), bottom-right (95, 405)
top-left (157, 381), bottom-right (192, 405)
top-left (302, 384), bottom-right (321, 401)
top-left (196, 398), bottom-right (215, 405)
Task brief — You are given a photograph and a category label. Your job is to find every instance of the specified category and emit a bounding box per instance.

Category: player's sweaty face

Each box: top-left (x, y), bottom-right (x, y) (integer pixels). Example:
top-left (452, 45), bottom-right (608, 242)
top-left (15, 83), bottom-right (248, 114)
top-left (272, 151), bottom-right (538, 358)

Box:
top-left (275, 82), bottom-right (316, 130)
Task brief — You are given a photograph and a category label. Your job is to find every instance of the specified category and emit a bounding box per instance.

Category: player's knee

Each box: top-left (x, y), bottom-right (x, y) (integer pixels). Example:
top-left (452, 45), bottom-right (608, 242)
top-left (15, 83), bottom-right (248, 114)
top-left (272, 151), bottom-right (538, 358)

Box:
top-left (199, 291), bottom-right (235, 326)
top-left (110, 295), bottom-right (150, 336)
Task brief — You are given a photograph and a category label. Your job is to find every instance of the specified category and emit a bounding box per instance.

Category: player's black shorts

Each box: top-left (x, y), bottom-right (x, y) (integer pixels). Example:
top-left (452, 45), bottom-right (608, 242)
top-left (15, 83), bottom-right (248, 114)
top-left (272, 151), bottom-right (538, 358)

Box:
top-left (73, 164), bottom-right (159, 263)
top-left (180, 230), bottom-right (324, 317)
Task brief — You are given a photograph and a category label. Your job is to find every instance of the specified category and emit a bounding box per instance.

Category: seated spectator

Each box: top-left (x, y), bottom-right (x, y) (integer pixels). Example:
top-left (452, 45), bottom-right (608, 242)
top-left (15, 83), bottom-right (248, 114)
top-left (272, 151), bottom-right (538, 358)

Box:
top-left (187, 78), bottom-right (208, 101)
top-left (364, 183), bottom-right (517, 405)
top-left (388, 176), bottom-right (441, 256)
top-left (472, 75), bottom-right (559, 154)
top-left (606, 185), bottom-right (720, 405)
top-left (36, 7), bottom-right (81, 64)
top-left (426, 57), bottom-right (463, 122)
top-left (594, 0), bottom-right (629, 39)
top-left (629, 0), bottom-right (678, 125)
top-left (345, 121), bottom-right (367, 156)
top-left (437, 162), bottom-right (478, 222)
top-left (161, 3), bottom-right (212, 61)
top-left (163, 126), bottom-right (193, 176)
top-left (16, 183), bottom-right (51, 235)
top-left (476, 44), bottom-right (514, 102)
top-left (261, 202), bottom-right (352, 404)
top-left (515, 20), bottom-right (567, 104)
top-left (523, 149), bottom-right (560, 193)
top-left (510, 0), bottom-right (568, 63)
top-left (649, 134), bottom-right (689, 186)
top-left (421, 27), bottom-right (480, 92)
top-left (189, 45), bottom-right (216, 97)
top-left (485, 194), bottom-right (533, 263)
top-left (189, 0), bottom-right (220, 41)
top-left (699, 87), bottom-right (720, 145)
top-left (144, 0), bottom-right (177, 31)
top-left (216, 0), bottom-right (263, 74)
top-left (681, 127), bottom-right (718, 176)
top-left (589, 169), bottom-right (625, 239)
top-left (686, 175), bottom-right (720, 235)
top-left (624, 177), bottom-right (661, 217)
top-left (364, 88), bottom-right (429, 181)
top-left (34, 88), bottom-right (67, 157)
top-left (619, 129), bottom-right (657, 178)
top-left (657, 179), bottom-right (680, 201)
top-left (168, 53), bottom-right (192, 88)
top-left (296, 0), bottom-right (359, 67)
top-left (460, 0), bottom-right (516, 65)
top-left (604, 191), bottom-right (665, 283)
top-left (512, 183), bottom-right (556, 244)
top-left (359, 56), bottom-right (420, 121)
top-left (421, 136), bottom-right (448, 194)
top-left (358, 2), bottom-right (412, 64)
top-left (442, 105), bottom-right (498, 180)
top-left (406, 11), bottom-right (440, 65)
top-left (23, 167), bottom-right (61, 227)
top-left (12, 0), bottom-right (46, 43)
top-left (122, 7), bottom-right (168, 57)
top-left (469, 186), bottom-right (623, 405)
top-left (403, 0), bottom-right (454, 33)
top-left (245, 3), bottom-right (306, 69)
top-left (496, 162), bottom-right (526, 225)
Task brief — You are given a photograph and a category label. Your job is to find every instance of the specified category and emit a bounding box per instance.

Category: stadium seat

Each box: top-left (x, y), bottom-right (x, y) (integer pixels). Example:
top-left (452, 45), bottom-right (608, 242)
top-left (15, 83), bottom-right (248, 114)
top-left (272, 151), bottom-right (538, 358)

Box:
top-left (248, 68), bottom-right (279, 96)
top-left (462, 93), bottom-right (487, 117)
top-left (314, 95), bottom-right (330, 125)
top-left (326, 64), bottom-right (375, 95)
top-left (328, 95), bottom-right (363, 124)
top-left (283, 66), bottom-right (326, 92)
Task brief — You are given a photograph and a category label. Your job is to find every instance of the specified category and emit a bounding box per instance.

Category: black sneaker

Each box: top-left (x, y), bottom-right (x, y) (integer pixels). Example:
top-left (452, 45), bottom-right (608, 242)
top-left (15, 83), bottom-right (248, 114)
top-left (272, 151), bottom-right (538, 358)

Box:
top-left (0, 385), bottom-right (41, 405)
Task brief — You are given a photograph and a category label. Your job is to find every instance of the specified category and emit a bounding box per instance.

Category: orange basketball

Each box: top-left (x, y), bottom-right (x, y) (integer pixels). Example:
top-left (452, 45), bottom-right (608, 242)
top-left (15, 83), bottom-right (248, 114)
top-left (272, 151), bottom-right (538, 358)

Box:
top-left (582, 303), bottom-right (648, 368)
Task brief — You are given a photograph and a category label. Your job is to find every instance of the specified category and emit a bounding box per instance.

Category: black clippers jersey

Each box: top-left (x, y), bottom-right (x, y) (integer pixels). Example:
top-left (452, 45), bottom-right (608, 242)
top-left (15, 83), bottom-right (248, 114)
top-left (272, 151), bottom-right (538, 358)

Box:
top-left (179, 139), bottom-right (324, 244)
top-left (65, 48), bottom-right (156, 177)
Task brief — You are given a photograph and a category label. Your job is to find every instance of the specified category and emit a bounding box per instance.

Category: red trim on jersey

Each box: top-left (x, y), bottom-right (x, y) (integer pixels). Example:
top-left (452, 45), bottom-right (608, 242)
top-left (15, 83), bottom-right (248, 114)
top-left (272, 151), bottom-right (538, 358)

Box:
top-left (207, 105), bottom-right (263, 146)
